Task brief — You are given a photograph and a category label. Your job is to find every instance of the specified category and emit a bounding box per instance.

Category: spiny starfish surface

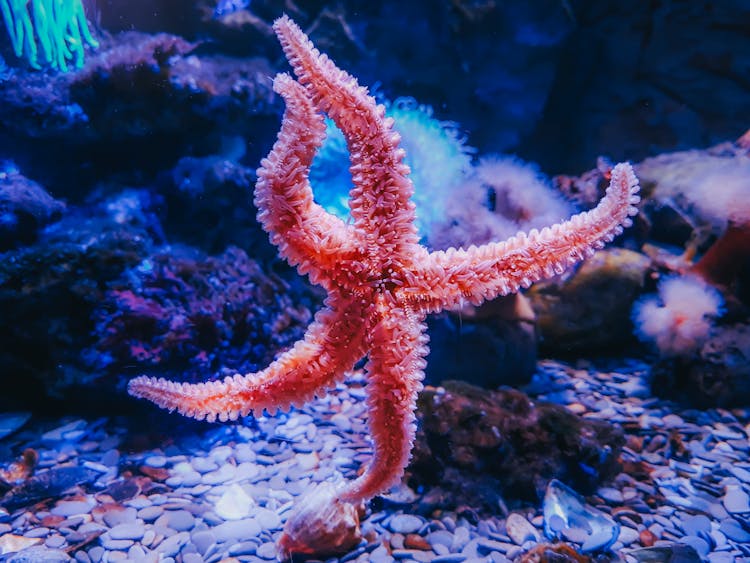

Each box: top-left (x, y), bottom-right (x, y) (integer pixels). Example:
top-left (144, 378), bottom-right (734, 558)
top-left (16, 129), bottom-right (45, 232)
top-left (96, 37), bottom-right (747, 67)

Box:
top-left (129, 15), bottom-right (640, 558)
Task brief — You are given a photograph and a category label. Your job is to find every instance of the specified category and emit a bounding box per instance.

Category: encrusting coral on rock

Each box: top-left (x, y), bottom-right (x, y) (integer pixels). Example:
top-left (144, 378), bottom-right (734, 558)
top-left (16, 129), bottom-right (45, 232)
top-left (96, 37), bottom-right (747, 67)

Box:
top-left (128, 15), bottom-right (640, 558)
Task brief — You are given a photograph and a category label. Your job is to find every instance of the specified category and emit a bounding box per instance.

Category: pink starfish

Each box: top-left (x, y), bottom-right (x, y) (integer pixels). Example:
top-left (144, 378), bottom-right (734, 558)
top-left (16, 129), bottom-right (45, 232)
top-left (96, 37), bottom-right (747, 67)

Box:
top-left (128, 15), bottom-right (640, 557)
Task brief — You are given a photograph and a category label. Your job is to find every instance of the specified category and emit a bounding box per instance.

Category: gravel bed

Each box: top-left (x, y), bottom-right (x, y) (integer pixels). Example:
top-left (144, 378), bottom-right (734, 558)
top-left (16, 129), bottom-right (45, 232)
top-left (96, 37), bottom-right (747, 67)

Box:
top-left (0, 359), bottom-right (747, 562)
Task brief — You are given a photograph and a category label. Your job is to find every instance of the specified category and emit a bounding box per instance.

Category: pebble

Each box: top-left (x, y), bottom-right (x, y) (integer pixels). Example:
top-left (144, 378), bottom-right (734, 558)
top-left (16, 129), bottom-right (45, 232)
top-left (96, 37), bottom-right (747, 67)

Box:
top-left (722, 485), bottom-right (750, 513)
top-left (504, 513), bottom-right (538, 545)
top-left (681, 514), bottom-right (711, 536)
top-left (108, 523), bottom-right (145, 541)
top-left (617, 526), bottom-right (639, 546)
top-left (228, 541), bottom-right (258, 556)
top-left (190, 530), bottom-right (216, 555)
top-left (154, 531), bottom-right (189, 557)
top-left (143, 455), bottom-right (167, 468)
top-left (160, 510), bottom-right (192, 532)
top-left (598, 487), bottom-right (624, 504)
top-left (719, 519), bottom-right (750, 542)
top-left (389, 514), bottom-right (424, 534)
top-left (51, 501), bottom-right (94, 517)
top-left (212, 518), bottom-right (262, 542)
top-left (214, 484), bottom-right (255, 520)
top-left (190, 457), bottom-right (218, 474)
top-left (202, 464), bottom-right (236, 485)
top-left (254, 507), bottom-right (282, 530)
top-left (682, 535), bottom-right (711, 558)
top-left (256, 542), bottom-right (277, 559)
top-left (45, 534), bottom-right (66, 549)
top-left (2, 360), bottom-right (748, 563)
top-left (137, 506), bottom-right (163, 522)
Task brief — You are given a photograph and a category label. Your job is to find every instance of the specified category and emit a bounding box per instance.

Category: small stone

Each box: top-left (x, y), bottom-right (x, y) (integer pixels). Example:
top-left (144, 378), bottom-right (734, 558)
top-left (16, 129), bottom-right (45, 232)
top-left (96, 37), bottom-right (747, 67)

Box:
top-left (100, 537), bottom-right (133, 550)
top-left (638, 529), bottom-right (657, 547)
top-left (108, 523), bottom-right (145, 541)
top-left (228, 541), bottom-right (258, 556)
top-left (126, 545), bottom-right (147, 560)
top-left (389, 514), bottom-right (423, 534)
top-left (719, 519), bottom-right (750, 542)
top-left (202, 464), bottom-right (236, 485)
top-left (561, 526), bottom-right (589, 544)
top-left (403, 534), bottom-right (431, 551)
top-left (476, 538), bottom-right (514, 554)
top-left (44, 535), bottom-right (65, 549)
top-left (51, 501), bottom-right (94, 517)
top-left (256, 542), bottom-right (277, 559)
top-left (154, 531), bottom-right (189, 557)
top-left (143, 455), bottom-right (167, 468)
top-left (504, 513), bottom-right (539, 545)
top-left (722, 485), bottom-right (750, 513)
top-left (87, 547), bottom-right (104, 563)
top-left (214, 484), bottom-right (255, 520)
top-left (190, 530), bottom-right (216, 555)
top-left (681, 514), bottom-right (711, 536)
top-left (212, 518), bottom-right (262, 542)
top-left (101, 506), bottom-right (137, 527)
top-left (681, 535), bottom-right (710, 558)
top-left (617, 526), bottom-right (639, 546)
top-left (137, 506), bottom-right (163, 522)
top-left (330, 413), bottom-right (352, 432)
top-left (190, 457), bottom-right (218, 474)
top-left (254, 507), bottom-right (282, 531)
top-left (597, 487), bottom-right (623, 504)
top-left (7, 547), bottom-right (72, 562)
top-left (166, 510), bottom-right (195, 532)
top-left (426, 530), bottom-right (454, 549)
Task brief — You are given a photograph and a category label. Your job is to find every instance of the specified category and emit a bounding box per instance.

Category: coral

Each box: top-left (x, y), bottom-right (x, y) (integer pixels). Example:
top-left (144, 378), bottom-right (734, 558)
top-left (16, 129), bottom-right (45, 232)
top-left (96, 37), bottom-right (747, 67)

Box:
top-left (310, 97), bottom-right (472, 237)
top-left (428, 155), bottom-right (573, 250)
top-left (0, 0), bottom-right (98, 70)
top-left (410, 380), bottom-right (624, 509)
top-left (0, 162), bottom-right (65, 250)
top-left (637, 146), bottom-right (750, 291)
top-left (93, 246), bottom-right (312, 381)
top-left (632, 275), bottom-right (724, 358)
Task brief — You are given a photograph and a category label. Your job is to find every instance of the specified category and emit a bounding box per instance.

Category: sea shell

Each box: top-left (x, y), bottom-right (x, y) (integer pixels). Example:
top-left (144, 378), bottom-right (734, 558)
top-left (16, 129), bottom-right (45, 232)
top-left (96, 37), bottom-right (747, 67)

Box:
top-left (276, 481), bottom-right (363, 559)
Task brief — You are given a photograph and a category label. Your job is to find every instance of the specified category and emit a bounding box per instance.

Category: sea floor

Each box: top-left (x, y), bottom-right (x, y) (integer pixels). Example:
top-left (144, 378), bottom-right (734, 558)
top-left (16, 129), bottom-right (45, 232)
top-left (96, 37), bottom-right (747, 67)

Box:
top-left (0, 359), bottom-right (748, 563)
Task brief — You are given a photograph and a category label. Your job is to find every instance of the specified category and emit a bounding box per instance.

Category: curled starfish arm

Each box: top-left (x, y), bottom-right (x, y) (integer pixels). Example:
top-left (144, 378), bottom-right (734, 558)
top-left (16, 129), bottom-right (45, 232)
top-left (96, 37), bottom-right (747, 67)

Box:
top-left (407, 162), bottom-right (641, 311)
top-left (272, 15), bottom-right (420, 254)
top-left (256, 72), bottom-right (361, 286)
top-left (339, 302), bottom-right (428, 503)
top-left (128, 294), bottom-right (368, 423)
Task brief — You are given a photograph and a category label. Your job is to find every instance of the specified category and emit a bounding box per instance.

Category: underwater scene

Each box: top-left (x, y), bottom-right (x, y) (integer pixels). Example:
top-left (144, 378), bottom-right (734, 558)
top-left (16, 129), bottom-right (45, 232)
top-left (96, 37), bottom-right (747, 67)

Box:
top-left (1, 1), bottom-right (749, 562)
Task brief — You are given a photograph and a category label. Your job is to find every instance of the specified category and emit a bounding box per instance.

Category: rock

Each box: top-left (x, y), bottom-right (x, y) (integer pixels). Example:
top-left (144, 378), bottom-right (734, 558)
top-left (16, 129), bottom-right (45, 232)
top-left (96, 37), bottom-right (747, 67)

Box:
top-left (527, 248), bottom-right (650, 354)
top-left (410, 381), bottom-right (624, 508)
top-left (7, 547), bottom-right (72, 562)
top-left (0, 166), bottom-right (65, 251)
top-left (652, 322), bottom-right (750, 408)
top-left (426, 293), bottom-right (537, 388)
top-left (504, 513), bottom-right (539, 545)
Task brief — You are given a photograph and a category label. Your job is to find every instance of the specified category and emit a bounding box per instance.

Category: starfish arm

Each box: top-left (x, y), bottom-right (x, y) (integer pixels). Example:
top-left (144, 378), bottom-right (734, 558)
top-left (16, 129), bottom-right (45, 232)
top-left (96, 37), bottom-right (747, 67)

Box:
top-left (256, 72), bottom-right (361, 287)
top-left (128, 294), bottom-right (368, 423)
top-left (407, 162), bottom-right (641, 311)
top-left (338, 301), bottom-right (428, 503)
top-left (272, 15), bottom-right (420, 256)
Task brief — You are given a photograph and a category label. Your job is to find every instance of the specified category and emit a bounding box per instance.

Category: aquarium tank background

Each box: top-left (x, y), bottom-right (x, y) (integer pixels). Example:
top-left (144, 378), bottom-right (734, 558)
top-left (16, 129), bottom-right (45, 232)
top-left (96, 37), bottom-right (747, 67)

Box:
top-left (0, 1), bottom-right (749, 562)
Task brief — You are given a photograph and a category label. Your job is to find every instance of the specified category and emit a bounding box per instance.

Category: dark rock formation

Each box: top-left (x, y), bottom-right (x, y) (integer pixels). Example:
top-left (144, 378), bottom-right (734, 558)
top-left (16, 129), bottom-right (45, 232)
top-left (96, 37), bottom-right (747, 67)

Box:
top-left (409, 380), bottom-right (624, 511)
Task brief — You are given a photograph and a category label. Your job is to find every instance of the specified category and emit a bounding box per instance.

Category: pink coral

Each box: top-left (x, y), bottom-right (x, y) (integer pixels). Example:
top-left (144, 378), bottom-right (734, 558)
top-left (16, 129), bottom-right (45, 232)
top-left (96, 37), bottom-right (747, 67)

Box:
top-left (633, 275), bottom-right (724, 357)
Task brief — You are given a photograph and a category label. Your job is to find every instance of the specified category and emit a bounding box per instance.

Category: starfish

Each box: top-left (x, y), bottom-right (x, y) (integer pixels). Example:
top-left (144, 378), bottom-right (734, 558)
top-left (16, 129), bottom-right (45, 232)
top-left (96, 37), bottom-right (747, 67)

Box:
top-left (128, 15), bottom-right (640, 558)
